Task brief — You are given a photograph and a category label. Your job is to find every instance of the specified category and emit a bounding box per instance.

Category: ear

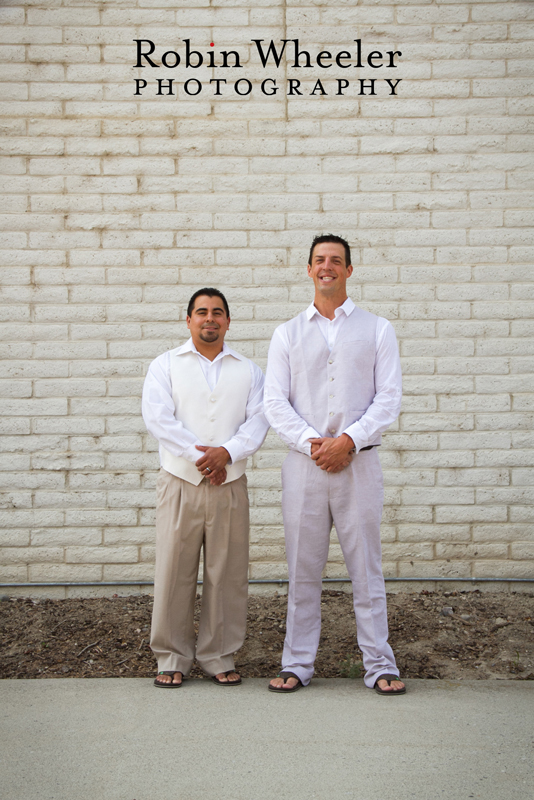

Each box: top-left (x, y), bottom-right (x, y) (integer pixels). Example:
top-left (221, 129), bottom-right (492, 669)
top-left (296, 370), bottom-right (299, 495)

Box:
top-left (307, 263), bottom-right (312, 277)
top-left (186, 315), bottom-right (191, 330)
top-left (346, 264), bottom-right (353, 278)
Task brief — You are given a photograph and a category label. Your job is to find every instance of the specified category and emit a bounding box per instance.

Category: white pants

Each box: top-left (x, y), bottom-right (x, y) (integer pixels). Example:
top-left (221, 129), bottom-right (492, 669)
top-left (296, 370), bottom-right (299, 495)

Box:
top-left (281, 448), bottom-right (399, 688)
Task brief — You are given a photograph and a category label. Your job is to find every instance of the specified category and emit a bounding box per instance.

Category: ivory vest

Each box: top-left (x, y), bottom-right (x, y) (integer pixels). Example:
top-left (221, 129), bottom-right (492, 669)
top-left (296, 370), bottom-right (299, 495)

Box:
top-left (160, 349), bottom-right (252, 486)
top-left (285, 306), bottom-right (380, 445)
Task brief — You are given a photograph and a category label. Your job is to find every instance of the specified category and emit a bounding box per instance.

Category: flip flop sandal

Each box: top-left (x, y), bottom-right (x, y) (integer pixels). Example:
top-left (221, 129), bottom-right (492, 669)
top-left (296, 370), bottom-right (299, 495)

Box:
top-left (211, 670), bottom-right (242, 686)
top-left (268, 671), bottom-right (303, 693)
top-left (154, 670), bottom-right (183, 688)
top-left (373, 673), bottom-right (406, 695)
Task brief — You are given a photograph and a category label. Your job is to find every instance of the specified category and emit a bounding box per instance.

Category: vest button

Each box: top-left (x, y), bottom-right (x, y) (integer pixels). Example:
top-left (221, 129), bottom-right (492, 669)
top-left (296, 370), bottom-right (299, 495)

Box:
top-left (329, 412), bottom-right (334, 416)
top-left (209, 437), bottom-right (214, 441)
top-left (330, 429), bottom-right (336, 434)
top-left (329, 394), bottom-right (334, 398)
top-left (329, 360), bottom-right (333, 364)
top-left (329, 377), bottom-right (334, 382)
top-left (210, 397), bottom-right (215, 402)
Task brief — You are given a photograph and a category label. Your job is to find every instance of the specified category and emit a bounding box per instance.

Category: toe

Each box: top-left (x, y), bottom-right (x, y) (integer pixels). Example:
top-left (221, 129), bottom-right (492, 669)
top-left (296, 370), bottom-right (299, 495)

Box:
top-left (377, 678), bottom-right (404, 692)
top-left (283, 677), bottom-right (299, 689)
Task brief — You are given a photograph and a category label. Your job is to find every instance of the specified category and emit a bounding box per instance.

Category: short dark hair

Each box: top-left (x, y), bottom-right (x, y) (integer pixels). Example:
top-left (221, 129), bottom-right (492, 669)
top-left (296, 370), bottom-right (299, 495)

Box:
top-left (308, 234), bottom-right (351, 269)
top-left (187, 288), bottom-right (230, 318)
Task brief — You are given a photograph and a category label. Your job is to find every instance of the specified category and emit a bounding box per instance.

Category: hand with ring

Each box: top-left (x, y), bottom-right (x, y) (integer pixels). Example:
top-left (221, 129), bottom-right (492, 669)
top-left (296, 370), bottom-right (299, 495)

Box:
top-left (195, 446), bottom-right (231, 484)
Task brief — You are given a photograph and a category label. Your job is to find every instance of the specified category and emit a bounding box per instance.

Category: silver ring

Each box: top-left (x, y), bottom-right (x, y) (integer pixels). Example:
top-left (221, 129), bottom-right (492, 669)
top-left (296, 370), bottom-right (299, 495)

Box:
top-left (205, 467), bottom-right (211, 474)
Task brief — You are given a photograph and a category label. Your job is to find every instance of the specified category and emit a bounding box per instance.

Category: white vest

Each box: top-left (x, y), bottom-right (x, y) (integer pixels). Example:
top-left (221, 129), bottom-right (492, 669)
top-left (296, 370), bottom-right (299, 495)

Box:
top-left (160, 349), bottom-right (252, 486)
top-left (284, 306), bottom-right (380, 444)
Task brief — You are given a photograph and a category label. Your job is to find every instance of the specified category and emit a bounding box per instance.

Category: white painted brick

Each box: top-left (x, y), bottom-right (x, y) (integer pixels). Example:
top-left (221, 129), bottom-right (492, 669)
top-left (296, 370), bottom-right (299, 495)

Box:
top-left (29, 564), bottom-right (103, 582)
top-left (473, 561), bottom-right (533, 579)
top-left (473, 524), bottom-right (531, 543)
top-left (0, 2), bottom-right (532, 587)
top-left (477, 413), bottom-right (534, 431)
top-left (402, 452), bottom-right (474, 469)
top-left (477, 449), bottom-right (534, 467)
top-left (436, 358), bottom-right (509, 375)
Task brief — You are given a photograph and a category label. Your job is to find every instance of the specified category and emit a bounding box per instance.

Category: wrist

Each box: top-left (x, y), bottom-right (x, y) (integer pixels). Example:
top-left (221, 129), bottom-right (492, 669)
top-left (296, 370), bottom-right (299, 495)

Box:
top-left (339, 433), bottom-right (355, 452)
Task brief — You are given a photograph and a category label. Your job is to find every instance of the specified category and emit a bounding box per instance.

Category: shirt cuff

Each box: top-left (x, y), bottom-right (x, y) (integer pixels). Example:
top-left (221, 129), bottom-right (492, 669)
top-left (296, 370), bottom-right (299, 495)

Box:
top-left (342, 423), bottom-right (368, 454)
top-left (183, 442), bottom-right (203, 464)
top-left (221, 440), bottom-right (240, 465)
top-left (297, 426), bottom-right (321, 457)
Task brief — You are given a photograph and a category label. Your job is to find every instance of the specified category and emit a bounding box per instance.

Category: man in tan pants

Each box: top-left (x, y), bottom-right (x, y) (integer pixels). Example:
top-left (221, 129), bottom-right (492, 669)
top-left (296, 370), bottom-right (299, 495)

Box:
top-left (142, 288), bottom-right (269, 687)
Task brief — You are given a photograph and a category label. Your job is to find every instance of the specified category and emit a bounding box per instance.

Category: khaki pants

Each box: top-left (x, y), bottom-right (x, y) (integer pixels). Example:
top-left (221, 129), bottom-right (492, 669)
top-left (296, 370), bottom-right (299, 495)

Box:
top-left (150, 469), bottom-right (250, 676)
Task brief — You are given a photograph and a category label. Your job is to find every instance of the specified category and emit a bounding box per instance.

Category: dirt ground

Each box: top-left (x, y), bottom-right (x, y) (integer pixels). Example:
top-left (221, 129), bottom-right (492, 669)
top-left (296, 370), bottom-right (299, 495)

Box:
top-left (1, 590), bottom-right (533, 682)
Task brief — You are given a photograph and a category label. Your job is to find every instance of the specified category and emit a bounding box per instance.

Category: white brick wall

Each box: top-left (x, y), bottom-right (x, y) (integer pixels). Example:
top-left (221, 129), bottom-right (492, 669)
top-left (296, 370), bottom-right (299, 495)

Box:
top-left (1, 1), bottom-right (533, 595)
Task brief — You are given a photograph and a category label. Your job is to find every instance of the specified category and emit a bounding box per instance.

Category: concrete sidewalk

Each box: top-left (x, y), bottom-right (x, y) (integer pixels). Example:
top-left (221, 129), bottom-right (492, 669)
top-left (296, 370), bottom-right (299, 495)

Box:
top-left (1, 678), bottom-right (532, 800)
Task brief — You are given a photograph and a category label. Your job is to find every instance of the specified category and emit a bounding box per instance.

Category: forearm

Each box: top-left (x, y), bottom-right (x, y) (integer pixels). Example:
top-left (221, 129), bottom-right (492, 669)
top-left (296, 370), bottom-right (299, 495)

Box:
top-left (343, 387), bottom-right (401, 451)
top-left (222, 370), bottom-right (270, 462)
top-left (264, 398), bottom-right (319, 456)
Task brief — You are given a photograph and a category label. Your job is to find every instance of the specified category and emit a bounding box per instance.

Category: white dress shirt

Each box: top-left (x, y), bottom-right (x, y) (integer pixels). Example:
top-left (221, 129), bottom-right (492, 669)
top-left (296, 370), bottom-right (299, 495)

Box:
top-left (264, 298), bottom-right (402, 455)
top-left (143, 339), bottom-right (268, 466)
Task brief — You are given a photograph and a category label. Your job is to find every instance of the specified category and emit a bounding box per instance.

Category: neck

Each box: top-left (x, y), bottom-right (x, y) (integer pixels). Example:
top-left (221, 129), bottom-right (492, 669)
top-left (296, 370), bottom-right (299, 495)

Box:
top-left (313, 293), bottom-right (347, 321)
top-left (193, 340), bottom-right (224, 362)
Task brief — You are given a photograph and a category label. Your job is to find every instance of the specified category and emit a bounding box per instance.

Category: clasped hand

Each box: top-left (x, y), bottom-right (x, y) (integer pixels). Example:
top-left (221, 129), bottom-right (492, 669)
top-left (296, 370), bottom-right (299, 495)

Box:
top-left (195, 445), bottom-right (231, 486)
top-left (309, 433), bottom-right (355, 473)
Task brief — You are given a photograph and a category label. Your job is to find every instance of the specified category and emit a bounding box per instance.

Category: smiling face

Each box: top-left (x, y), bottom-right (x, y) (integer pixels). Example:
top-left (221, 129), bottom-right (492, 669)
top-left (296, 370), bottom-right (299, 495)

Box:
top-left (186, 294), bottom-right (230, 352)
top-left (307, 241), bottom-right (353, 301)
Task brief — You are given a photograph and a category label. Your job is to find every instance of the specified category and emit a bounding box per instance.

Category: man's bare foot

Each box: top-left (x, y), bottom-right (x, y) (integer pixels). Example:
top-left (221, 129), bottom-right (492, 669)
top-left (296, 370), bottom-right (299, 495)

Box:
top-left (211, 670), bottom-right (242, 685)
top-left (268, 672), bottom-right (303, 692)
top-left (377, 679), bottom-right (405, 691)
top-left (215, 671), bottom-right (240, 683)
top-left (374, 674), bottom-right (406, 695)
top-left (154, 671), bottom-right (183, 687)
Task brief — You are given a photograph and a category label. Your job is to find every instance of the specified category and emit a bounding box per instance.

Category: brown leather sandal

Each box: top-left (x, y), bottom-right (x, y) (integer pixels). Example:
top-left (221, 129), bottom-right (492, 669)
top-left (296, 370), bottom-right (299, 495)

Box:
top-left (268, 671), bottom-right (303, 693)
top-left (153, 670), bottom-right (183, 688)
top-left (211, 670), bottom-right (242, 686)
top-left (373, 673), bottom-right (406, 695)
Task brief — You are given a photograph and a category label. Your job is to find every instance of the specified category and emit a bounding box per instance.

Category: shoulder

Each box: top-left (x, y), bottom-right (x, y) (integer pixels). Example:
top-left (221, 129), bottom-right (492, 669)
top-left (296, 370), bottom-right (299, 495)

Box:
top-left (350, 305), bottom-right (394, 337)
top-left (147, 348), bottom-right (172, 371)
top-left (273, 310), bottom-right (309, 342)
top-left (224, 345), bottom-right (262, 377)
top-left (224, 344), bottom-right (251, 365)
top-left (147, 343), bottom-right (190, 374)
top-left (350, 304), bottom-right (380, 324)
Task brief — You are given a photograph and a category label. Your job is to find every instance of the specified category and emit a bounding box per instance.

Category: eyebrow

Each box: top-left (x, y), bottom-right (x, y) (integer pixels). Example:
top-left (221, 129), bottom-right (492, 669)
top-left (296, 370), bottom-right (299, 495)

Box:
top-left (194, 306), bottom-right (226, 314)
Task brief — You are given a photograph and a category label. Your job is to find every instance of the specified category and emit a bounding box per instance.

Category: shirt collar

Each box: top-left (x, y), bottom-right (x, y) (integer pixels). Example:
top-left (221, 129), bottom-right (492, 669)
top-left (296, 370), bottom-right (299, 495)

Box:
top-left (306, 297), bottom-right (356, 321)
top-left (176, 338), bottom-right (241, 363)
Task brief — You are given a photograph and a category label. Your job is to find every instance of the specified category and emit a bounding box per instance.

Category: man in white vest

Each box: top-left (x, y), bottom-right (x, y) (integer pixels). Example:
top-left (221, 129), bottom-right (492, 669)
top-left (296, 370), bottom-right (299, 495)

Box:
top-left (264, 235), bottom-right (405, 695)
top-left (142, 288), bottom-right (269, 687)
